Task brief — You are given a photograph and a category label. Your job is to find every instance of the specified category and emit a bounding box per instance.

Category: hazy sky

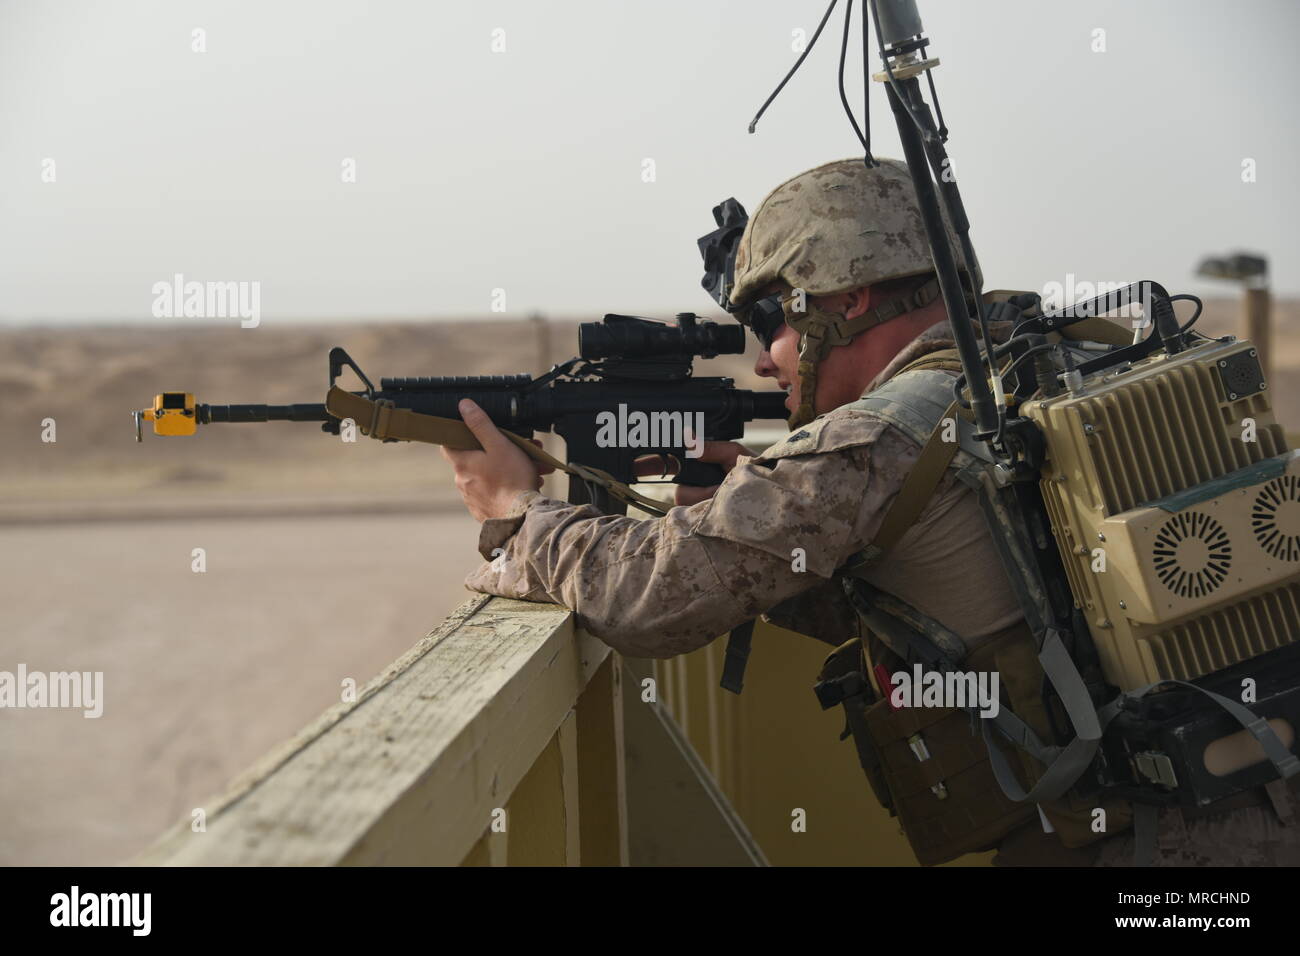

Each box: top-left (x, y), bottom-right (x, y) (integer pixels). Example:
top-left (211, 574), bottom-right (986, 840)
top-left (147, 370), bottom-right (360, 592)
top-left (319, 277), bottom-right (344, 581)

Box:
top-left (2, 0), bottom-right (1297, 324)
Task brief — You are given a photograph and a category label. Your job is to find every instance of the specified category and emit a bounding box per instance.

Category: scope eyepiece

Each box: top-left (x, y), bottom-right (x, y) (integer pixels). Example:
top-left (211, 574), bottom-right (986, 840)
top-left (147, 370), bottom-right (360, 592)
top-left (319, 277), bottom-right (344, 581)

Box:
top-left (579, 313), bottom-right (744, 361)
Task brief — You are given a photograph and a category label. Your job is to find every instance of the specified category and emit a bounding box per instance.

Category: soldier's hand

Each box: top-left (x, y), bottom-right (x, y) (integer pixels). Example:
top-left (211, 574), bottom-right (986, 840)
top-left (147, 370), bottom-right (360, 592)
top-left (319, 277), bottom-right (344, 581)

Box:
top-left (442, 399), bottom-right (552, 522)
top-left (633, 440), bottom-right (754, 507)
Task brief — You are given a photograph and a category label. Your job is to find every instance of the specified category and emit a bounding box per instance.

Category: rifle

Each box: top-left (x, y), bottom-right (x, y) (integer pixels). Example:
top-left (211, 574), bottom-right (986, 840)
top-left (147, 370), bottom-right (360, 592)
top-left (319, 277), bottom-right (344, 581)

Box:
top-left (133, 312), bottom-right (788, 515)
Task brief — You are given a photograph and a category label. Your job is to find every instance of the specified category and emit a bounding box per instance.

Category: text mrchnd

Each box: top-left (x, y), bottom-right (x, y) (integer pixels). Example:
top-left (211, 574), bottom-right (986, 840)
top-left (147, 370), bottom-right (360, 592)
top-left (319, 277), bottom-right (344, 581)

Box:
top-left (50, 887), bottom-right (150, 936)
top-left (1119, 892), bottom-right (1251, 905)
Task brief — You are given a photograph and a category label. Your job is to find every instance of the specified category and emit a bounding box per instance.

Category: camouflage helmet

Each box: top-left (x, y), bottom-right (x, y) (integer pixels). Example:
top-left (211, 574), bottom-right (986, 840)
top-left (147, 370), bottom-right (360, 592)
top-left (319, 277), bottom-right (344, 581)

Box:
top-left (730, 157), bottom-right (966, 309)
top-left (728, 158), bottom-right (973, 428)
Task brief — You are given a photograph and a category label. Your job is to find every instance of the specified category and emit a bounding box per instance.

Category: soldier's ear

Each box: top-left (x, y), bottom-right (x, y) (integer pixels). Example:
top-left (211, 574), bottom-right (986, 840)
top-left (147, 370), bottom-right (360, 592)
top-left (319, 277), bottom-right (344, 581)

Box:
top-left (842, 286), bottom-right (872, 320)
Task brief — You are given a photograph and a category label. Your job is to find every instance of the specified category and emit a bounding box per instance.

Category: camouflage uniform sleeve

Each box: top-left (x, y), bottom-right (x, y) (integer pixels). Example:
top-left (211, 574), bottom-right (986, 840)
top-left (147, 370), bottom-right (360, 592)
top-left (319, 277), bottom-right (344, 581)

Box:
top-left (464, 409), bottom-right (921, 659)
top-left (751, 419), bottom-right (926, 642)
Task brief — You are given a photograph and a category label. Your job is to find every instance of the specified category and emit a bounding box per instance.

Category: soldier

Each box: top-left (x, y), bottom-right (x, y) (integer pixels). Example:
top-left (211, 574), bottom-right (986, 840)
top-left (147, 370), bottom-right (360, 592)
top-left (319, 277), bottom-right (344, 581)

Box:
top-left (443, 158), bottom-right (1300, 866)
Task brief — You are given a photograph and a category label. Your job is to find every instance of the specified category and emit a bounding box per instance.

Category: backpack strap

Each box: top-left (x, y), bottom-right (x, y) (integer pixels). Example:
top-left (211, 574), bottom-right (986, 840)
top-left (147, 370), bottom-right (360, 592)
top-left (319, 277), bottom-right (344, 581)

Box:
top-left (840, 349), bottom-right (969, 566)
top-left (851, 403), bottom-right (960, 564)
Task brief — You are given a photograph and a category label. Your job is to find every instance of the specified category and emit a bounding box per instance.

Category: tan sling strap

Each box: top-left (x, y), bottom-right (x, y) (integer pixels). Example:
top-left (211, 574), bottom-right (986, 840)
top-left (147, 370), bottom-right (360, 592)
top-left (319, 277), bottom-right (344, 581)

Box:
top-left (862, 398), bottom-right (962, 559)
top-left (841, 348), bottom-right (967, 566)
top-left (324, 386), bottom-right (671, 516)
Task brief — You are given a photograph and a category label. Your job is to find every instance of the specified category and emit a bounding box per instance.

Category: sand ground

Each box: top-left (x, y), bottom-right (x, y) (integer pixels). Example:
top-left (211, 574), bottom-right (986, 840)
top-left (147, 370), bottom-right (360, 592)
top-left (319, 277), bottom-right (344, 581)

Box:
top-left (0, 511), bottom-right (482, 865)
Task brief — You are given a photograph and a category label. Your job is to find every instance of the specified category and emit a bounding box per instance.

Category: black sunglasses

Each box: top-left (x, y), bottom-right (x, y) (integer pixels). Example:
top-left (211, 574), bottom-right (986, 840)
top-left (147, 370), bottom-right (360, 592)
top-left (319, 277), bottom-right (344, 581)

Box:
top-left (746, 294), bottom-right (789, 352)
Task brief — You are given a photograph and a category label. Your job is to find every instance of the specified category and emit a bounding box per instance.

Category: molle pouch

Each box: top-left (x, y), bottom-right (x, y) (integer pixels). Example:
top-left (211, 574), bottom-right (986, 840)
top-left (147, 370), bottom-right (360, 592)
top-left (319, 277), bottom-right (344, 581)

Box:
top-left (864, 695), bottom-right (1037, 866)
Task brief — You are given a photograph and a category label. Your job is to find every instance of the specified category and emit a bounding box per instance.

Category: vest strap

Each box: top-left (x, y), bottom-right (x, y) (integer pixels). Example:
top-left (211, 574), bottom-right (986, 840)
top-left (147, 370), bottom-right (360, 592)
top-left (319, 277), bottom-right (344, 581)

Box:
top-left (840, 349), bottom-right (965, 567)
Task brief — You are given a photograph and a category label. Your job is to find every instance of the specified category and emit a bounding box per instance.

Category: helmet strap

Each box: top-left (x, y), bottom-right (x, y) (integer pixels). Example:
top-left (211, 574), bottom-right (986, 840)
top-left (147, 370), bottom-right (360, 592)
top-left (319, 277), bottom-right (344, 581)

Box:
top-left (782, 275), bottom-right (942, 429)
top-left (790, 323), bottom-right (831, 428)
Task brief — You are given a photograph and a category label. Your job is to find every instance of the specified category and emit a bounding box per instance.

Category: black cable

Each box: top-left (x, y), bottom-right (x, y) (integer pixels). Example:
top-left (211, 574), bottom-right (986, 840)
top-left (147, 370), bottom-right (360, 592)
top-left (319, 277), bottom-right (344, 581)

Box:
top-left (957, 294), bottom-right (1209, 408)
top-left (1168, 294), bottom-right (1204, 335)
top-left (838, 0), bottom-right (869, 152)
top-left (944, 324), bottom-right (1042, 411)
top-left (998, 343), bottom-right (1060, 384)
top-left (748, 0), bottom-right (839, 133)
top-left (923, 50), bottom-right (948, 141)
top-left (975, 299), bottom-right (997, 398)
top-left (861, 0), bottom-right (871, 161)
top-left (950, 336), bottom-right (1063, 408)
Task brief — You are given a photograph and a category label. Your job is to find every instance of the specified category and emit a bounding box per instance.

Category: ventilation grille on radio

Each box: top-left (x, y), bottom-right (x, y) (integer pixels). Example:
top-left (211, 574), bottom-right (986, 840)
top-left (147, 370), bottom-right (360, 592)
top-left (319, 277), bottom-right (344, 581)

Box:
top-left (1252, 475), bottom-right (1300, 563)
top-left (1076, 361), bottom-right (1285, 515)
top-left (1142, 582), bottom-right (1300, 681)
top-left (1152, 512), bottom-right (1232, 599)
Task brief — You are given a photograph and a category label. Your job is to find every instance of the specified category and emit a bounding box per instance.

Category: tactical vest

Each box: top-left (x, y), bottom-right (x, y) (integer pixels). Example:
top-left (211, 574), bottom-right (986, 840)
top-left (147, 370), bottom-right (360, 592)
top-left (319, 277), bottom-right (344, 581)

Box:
top-left (810, 348), bottom-right (1134, 865)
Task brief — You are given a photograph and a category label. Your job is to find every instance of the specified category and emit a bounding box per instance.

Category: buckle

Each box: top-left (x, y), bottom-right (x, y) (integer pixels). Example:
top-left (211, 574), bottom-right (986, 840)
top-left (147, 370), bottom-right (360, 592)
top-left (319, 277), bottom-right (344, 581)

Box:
top-left (367, 398), bottom-right (396, 440)
top-left (1132, 752), bottom-right (1179, 789)
top-left (911, 278), bottom-right (937, 310)
top-left (814, 673), bottom-right (865, 710)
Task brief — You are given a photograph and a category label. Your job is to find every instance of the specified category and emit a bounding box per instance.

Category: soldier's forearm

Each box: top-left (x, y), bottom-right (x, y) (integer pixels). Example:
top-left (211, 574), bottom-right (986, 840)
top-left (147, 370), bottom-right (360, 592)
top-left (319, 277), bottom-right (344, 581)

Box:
top-left (462, 443), bottom-right (883, 655)
top-left (462, 493), bottom-right (825, 658)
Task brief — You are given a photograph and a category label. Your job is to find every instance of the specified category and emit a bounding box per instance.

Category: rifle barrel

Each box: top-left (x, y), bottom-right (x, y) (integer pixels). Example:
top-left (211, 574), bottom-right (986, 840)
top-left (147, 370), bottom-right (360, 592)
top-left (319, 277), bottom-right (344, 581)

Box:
top-left (200, 404), bottom-right (329, 423)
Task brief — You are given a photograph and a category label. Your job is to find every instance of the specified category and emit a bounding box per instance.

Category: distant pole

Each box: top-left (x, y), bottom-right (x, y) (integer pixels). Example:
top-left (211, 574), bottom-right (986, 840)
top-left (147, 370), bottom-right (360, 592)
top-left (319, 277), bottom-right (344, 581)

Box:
top-left (1244, 283), bottom-right (1271, 386)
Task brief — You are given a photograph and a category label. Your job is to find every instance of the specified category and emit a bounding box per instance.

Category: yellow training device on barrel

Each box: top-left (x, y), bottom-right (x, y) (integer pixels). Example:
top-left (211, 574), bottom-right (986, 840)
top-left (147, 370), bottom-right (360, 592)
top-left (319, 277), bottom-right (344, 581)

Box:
top-left (133, 392), bottom-right (197, 440)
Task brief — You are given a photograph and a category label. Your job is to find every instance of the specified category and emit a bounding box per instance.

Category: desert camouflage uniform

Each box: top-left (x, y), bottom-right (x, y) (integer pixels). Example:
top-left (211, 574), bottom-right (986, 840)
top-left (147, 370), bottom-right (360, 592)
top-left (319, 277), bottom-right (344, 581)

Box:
top-left (467, 318), bottom-right (1022, 659)
top-left (1092, 798), bottom-right (1300, 866)
top-left (465, 317), bottom-right (1300, 866)
top-left (992, 785), bottom-right (1300, 866)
